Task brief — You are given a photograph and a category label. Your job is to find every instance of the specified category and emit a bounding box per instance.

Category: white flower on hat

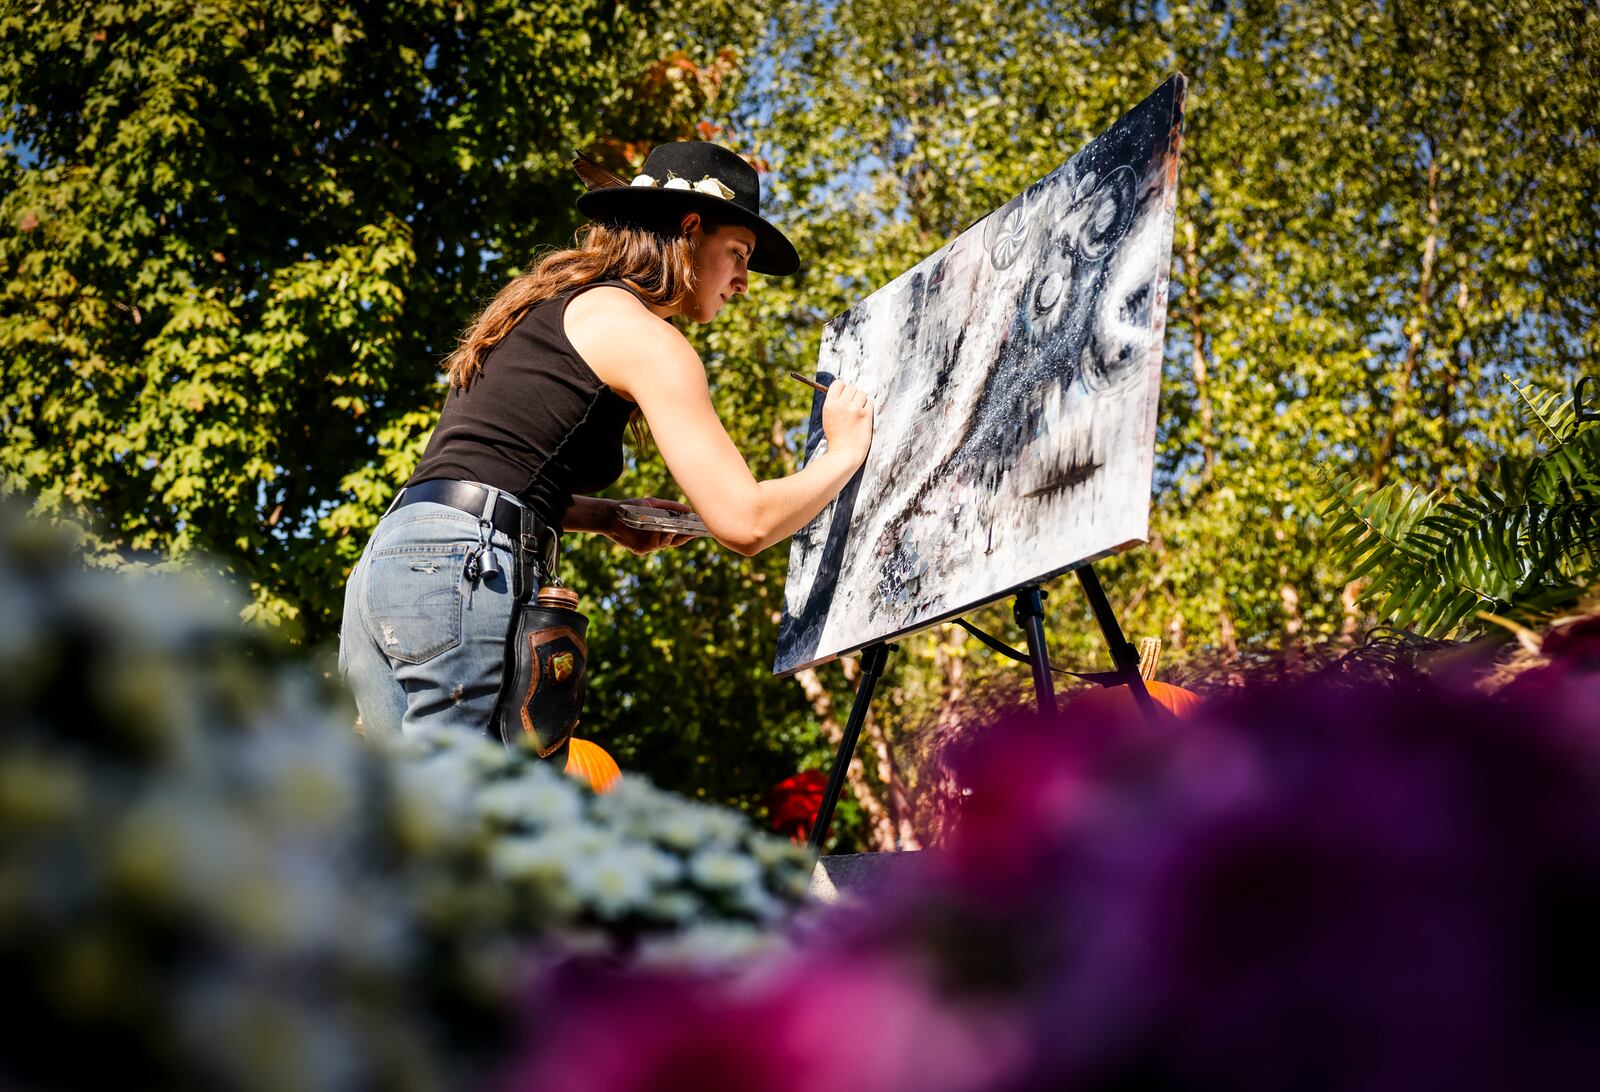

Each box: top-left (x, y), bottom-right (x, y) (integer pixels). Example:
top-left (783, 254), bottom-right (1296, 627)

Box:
top-left (662, 175), bottom-right (693, 191)
top-left (630, 174), bottom-right (657, 188)
top-left (693, 176), bottom-right (735, 201)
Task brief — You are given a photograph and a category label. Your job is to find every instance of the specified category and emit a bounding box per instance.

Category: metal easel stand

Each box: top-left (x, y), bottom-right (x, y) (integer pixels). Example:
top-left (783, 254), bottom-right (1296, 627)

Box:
top-left (806, 642), bottom-right (892, 852)
top-left (804, 562), bottom-right (1154, 850)
top-left (1074, 564), bottom-right (1160, 719)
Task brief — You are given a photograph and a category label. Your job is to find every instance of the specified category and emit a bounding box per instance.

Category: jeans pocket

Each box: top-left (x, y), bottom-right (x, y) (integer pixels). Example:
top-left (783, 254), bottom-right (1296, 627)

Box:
top-left (362, 544), bottom-right (468, 665)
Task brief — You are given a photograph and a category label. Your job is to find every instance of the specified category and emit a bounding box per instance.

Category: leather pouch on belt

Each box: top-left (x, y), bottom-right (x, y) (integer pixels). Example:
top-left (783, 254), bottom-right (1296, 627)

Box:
top-left (494, 587), bottom-right (588, 759)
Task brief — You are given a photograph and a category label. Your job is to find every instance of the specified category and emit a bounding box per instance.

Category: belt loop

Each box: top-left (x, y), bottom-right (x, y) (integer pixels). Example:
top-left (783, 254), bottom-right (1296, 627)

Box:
top-left (515, 506), bottom-right (540, 602)
top-left (383, 486), bottom-right (407, 517)
top-left (478, 485), bottom-right (500, 527)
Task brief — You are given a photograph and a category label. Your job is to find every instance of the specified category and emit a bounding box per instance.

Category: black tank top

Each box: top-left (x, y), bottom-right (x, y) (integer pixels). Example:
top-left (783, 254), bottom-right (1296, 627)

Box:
top-left (407, 281), bottom-right (639, 530)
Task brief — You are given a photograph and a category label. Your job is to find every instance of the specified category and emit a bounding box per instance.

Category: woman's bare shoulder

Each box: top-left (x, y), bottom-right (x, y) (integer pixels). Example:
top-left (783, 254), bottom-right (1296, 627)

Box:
top-left (563, 286), bottom-right (700, 400)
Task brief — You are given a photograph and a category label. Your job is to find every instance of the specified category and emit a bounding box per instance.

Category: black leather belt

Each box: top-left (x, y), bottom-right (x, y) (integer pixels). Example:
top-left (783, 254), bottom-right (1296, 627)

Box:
top-left (394, 479), bottom-right (559, 578)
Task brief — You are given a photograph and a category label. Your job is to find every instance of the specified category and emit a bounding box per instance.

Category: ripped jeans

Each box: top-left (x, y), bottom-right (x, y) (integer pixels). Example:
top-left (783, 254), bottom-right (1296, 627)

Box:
top-left (339, 499), bottom-right (543, 740)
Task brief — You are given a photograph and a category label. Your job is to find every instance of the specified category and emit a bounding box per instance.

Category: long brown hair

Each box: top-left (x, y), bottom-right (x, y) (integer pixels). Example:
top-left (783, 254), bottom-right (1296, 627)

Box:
top-left (444, 218), bottom-right (701, 389)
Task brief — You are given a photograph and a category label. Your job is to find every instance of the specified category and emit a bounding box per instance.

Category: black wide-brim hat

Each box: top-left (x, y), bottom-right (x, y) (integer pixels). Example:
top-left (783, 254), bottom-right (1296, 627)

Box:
top-left (573, 141), bottom-right (800, 276)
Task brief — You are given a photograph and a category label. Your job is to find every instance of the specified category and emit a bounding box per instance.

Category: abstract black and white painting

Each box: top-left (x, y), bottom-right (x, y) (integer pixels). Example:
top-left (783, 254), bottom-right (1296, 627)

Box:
top-left (775, 75), bottom-right (1187, 676)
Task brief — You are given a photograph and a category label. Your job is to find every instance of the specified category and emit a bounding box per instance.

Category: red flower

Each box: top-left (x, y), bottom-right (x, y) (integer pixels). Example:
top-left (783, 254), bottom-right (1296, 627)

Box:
top-left (768, 770), bottom-right (829, 843)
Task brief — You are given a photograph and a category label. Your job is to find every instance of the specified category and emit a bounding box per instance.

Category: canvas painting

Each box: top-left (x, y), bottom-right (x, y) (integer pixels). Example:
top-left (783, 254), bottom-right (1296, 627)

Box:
top-left (775, 75), bottom-right (1187, 676)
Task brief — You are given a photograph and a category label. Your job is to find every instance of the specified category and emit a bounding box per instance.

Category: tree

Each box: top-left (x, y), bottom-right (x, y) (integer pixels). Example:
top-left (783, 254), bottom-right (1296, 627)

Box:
top-left (6, 0), bottom-right (1595, 851)
top-left (667, 0), bottom-right (1600, 845)
top-left (0, 0), bottom-right (730, 632)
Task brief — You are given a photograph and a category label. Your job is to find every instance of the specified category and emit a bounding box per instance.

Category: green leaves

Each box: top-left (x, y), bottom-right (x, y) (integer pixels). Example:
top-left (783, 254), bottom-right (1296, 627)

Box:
top-left (3, 0), bottom-right (1597, 838)
top-left (0, 0), bottom-right (698, 634)
top-left (1322, 386), bottom-right (1600, 639)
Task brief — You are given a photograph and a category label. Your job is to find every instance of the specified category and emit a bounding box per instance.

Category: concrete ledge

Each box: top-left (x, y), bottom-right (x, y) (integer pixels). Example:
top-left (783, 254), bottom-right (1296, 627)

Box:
top-left (810, 851), bottom-right (927, 904)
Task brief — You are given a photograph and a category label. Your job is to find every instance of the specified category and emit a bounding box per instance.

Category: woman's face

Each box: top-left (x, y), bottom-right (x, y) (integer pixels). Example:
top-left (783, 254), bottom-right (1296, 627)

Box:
top-left (680, 213), bottom-right (755, 324)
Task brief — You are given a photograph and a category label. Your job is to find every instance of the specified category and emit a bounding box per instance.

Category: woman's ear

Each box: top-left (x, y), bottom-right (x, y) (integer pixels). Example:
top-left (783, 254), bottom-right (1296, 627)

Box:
top-left (678, 211), bottom-right (703, 240)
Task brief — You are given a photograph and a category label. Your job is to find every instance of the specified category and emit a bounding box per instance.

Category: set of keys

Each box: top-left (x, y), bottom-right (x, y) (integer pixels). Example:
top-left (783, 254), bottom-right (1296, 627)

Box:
top-left (466, 488), bottom-right (506, 585)
top-left (464, 540), bottom-right (500, 583)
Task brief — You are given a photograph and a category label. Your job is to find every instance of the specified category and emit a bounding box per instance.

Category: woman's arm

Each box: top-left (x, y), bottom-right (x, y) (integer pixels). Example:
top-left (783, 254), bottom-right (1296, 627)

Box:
top-left (565, 288), bottom-right (873, 557)
top-left (563, 495), bottom-right (618, 533)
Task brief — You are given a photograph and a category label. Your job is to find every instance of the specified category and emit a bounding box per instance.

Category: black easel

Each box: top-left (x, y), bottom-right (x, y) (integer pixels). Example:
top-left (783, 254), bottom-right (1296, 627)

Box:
top-left (806, 642), bottom-right (891, 852)
top-left (805, 561), bottom-right (1153, 850)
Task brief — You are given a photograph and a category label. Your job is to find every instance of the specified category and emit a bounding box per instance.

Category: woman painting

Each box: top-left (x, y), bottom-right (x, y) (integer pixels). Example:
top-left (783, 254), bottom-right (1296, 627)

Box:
top-left (339, 141), bottom-right (873, 758)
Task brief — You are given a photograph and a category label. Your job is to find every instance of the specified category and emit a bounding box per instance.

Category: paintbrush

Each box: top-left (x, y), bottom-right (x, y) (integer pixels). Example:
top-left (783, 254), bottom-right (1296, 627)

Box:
top-left (788, 370), bottom-right (830, 395)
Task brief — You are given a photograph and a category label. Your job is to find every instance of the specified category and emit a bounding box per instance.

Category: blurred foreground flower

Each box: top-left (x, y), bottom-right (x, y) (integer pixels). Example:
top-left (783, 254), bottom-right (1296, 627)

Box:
top-left (504, 616), bottom-right (1600, 1092)
top-left (0, 503), bottom-right (813, 1090)
top-left (501, 955), bottom-right (1020, 1092)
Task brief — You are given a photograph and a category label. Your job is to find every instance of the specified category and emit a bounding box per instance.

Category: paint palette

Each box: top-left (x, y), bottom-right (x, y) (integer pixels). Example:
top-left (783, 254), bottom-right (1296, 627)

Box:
top-left (616, 504), bottom-right (710, 538)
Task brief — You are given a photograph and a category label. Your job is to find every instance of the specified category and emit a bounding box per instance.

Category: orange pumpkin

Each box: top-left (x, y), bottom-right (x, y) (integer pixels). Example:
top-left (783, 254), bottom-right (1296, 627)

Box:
top-left (1069, 638), bottom-right (1201, 719)
top-left (1071, 677), bottom-right (1202, 718)
top-left (565, 737), bottom-right (621, 793)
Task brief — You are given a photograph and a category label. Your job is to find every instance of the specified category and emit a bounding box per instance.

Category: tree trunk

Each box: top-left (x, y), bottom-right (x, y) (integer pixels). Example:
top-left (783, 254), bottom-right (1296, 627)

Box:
top-left (1218, 605), bottom-right (1238, 658)
top-left (1437, 278), bottom-right (1473, 490)
top-left (864, 706), bottom-right (920, 850)
top-left (1275, 524), bottom-right (1303, 654)
top-left (1280, 581), bottom-right (1303, 644)
top-left (793, 662), bottom-right (897, 852)
top-left (900, 626), bottom-right (972, 847)
top-left (1184, 220), bottom-right (1218, 483)
top-left (1340, 578), bottom-right (1366, 642)
top-left (1372, 146), bottom-right (1440, 482)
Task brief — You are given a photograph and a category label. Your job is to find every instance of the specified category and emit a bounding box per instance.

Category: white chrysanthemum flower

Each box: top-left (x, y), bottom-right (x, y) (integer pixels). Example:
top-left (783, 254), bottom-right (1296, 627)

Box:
top-left (488, 835), bottom-right (584, 917)
top-left (557, 825), bottom-right (622, 860)
top-left (411, 747), bottom-right (479, 806)
top-left (588, 775), bottom-right (663, 811)
top-left (642, 889), bottom-right (700, 922)
top-left (571, 846), bottom-right (653, 918)
top-left (636, 923), bottom-right (775, 969)
top-left (388, 763), bottom-right (475, 850)
top-left (587, 777), bottom-right (672, 836)
top-left (478, 775), bottom-right (582, 827)
top-left (692, 176), bottom-right (735, 200)
top-left (730, 881), bottom-right (784, 921)
top-left (631, 844), bottom-right (684, 885)
top-left (697, 808), bottom-right (750, 845)
top-left (746, 834), bottom-right (814, 870)
top-left (461, 740), bottom-right (517, 777)
top-left (653, 809), bottom-right (714, 852)
top-left (488, 834), bottom-right (567, 881)
top-left (630, 173), bottom-right (657, 187)
top-left (688, 849), bottom-right (761, 890)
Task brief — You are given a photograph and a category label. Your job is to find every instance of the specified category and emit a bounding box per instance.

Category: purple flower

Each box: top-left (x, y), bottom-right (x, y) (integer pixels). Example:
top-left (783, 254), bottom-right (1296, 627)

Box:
top-left (927, 675), bottom-right (1600, 1090)
top-left (498, 955), bottom-right (1019, 1092)
top-left (495, 653), bottom-right (1600, 1092)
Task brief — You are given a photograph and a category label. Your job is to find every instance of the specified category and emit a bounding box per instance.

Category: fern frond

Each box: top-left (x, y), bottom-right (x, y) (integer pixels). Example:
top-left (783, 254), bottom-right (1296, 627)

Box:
top-left (1529, 424), bottom-right (1600, 501)
top-left (1319, 474), bottom-right (1435, 583)
top-left (1515, 379), bottom-right (1577, 445)
top-left (1319, 472), bottom-right (1493, 635)
top-left (1322, 381), bottom-right (1600, 641)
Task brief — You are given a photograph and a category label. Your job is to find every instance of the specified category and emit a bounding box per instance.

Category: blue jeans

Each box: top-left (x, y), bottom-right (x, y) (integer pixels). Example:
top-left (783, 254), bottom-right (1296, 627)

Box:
top-left (339, 499), bottom-right (541, 740)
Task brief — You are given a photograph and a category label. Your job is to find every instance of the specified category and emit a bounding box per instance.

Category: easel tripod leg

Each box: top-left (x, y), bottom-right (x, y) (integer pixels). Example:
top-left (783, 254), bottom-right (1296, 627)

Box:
top-left (806, 643), bottom-right (892, 852)
top-left (1076, 564), bottom-right (1159, 719)
top-left (1012, 586), bottom-right (1058, 715)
